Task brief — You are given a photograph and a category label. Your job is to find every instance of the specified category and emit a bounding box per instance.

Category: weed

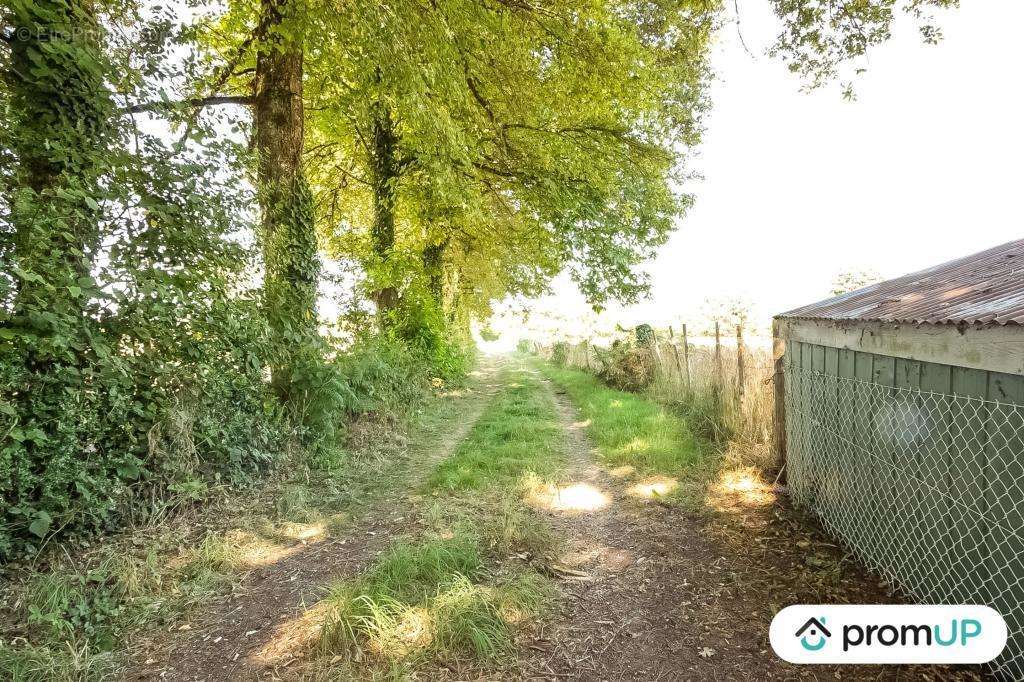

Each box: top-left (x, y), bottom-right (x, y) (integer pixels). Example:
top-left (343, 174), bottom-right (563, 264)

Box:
top-left (178, 533), bottom-right (236, 585)
top-left (362, 533), bottom-right (484, 603)
top-left (0, 639), bottom-right (117, 681)
top-left (479, 491), bottom-right (554, 558)
top-left (429, 575), bottom-right (512, 661)
top-left (275, 483), bottom-right (314, 522)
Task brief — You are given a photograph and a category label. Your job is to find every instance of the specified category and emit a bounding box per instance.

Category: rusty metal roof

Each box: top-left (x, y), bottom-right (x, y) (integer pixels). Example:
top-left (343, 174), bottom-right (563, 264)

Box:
top-left (779, 238), bottom-right (1024, 326)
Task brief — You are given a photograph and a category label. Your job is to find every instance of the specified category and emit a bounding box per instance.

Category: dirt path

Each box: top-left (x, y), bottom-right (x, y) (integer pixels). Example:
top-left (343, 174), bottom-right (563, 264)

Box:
top-left (124, 360), bottom-right (979, 681)
top-left (125, 360), bottom-right (504, 681)
top-left (522, 386), bottom-right (755, 680)
top-left (521, 382), bottom-right (967, 681)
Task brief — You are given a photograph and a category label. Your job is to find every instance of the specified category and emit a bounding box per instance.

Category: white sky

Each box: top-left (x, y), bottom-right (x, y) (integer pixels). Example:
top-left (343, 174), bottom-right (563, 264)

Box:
top-left (514, 0), bottom-right (1024, 334)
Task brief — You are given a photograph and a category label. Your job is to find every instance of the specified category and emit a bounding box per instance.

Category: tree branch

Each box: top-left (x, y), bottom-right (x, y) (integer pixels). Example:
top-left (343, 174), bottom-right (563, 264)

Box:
top-left (122, 94), bottom-right (254, 115)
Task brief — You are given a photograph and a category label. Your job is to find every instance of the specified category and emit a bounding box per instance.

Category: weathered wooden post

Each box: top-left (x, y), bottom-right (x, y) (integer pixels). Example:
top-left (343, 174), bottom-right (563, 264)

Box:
top-left (583, 339), bottom-right (592, 372)
top-left (772, 318), bottom-right (787, 479)
top-left (714, 321), bottom-right (723, 391)
top-left (681, 323), bottom-right (691, 391)
top-left (668, 326), bottom-right (685, 386)
top-left (651, 328), bottom-right (664, 375)
top-left (736, 323), bottom-right (746, 402)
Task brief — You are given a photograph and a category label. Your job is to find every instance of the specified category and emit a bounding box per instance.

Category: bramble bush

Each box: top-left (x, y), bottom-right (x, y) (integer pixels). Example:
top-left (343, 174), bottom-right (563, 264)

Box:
top-left (596, 340), bottom-right (656, 393)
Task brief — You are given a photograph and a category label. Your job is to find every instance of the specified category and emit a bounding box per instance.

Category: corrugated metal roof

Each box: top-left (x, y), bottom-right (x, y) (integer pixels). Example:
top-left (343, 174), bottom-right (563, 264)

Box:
top-left (779, 238), bottom-right (1024, 326)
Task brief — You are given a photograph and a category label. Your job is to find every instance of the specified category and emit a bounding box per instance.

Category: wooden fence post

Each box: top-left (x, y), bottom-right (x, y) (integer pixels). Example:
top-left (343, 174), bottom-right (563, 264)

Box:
top-left (681, 323), bottom-right (690, 391)
top-left (772, 318), bottom-right (787, 480)
top-left (649, 328), bottom-right (663, 370)
top-left (736, 323), bottom-right (746, 402)
top-left (583, 339), bottom-right (591, 372)
top-left (668, 326), bottom-right (684, 386)
top-left (714, 321), bottom-right (723, 390)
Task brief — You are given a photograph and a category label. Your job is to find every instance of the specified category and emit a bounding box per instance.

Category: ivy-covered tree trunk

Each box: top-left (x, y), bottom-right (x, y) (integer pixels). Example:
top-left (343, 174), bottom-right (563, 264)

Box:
top-left (252, 0), bottom-right (319, 401)
top-left (445, 267), bottom-right (462, 326)
top-left (5, 0), bottom-right (112, 319)
top-left (1, 0), bottom-right (116, 554)
top-left (369, 102), bottom-right (400, 325)
top-left (421, 238), bottom-right (447, 308)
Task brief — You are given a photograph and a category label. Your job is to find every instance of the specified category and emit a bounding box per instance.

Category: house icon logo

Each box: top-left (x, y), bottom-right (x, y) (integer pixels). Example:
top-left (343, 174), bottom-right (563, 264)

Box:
top-left (795, 617), bottom-right (831, 651)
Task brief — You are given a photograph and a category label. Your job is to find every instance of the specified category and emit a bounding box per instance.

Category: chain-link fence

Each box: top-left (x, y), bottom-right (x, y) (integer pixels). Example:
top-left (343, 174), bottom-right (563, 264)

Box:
top-left (786, 363), bottom-right (1024, 678)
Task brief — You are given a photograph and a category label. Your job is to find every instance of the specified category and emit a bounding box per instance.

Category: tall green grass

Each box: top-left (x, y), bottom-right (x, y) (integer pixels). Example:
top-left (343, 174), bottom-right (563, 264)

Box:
top-left (539, 364), bottom-right (703, 475)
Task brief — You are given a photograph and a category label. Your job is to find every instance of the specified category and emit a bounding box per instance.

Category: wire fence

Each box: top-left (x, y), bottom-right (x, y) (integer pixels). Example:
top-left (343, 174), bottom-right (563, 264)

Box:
top-left (542, 325), bottom-right (776, 454)
top-left (786, 363), bottom-right (1024, 678)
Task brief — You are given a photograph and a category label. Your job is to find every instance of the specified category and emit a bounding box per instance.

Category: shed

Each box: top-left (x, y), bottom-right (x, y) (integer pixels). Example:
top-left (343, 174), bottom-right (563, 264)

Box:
top-left (773, 238), bottom-right (1024, 678)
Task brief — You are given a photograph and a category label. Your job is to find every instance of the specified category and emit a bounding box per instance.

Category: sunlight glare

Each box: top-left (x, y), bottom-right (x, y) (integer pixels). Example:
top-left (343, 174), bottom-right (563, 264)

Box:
top-left (608, 465), bottom-right (636, 478)
top-left (284, 522), bottom-right (326, 541)
top-left (709, 468), bottom-right (776, 509)
top-left (626, 476), bottom-right (678, 499)
top-left (528, 481), bottom-right (611, 512)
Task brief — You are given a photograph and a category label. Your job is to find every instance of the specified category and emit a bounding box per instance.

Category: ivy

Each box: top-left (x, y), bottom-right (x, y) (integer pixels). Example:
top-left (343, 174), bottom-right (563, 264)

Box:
top-left (0, 0), bottom-right (287, 559)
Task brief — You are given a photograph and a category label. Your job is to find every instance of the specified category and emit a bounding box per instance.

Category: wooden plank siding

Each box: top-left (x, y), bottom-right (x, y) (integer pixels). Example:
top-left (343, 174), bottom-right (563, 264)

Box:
top-left (949, 366), bottom-right (990, 604)
top-left (786, 340), bottom-right (1024, 613)
top-left (917, 361), bottom-right (955, 602)
top-left (986, 373), bottom-right (1024, 650)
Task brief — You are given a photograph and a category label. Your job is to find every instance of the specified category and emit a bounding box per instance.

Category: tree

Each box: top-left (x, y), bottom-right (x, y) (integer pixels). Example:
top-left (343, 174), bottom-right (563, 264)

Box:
top-left (144, 0), bottom-right (323, 403)
top-left (0, 2), bottom-right (285, 555)
top-left (831, 267), bottom-right (882, 296)
top-left (250, 0), bottom-right (320, 402)
top-left (305, 0), bottom-right (717, 339)
top-left (768, 0), bottom-right (959, 92)
top-left (3, 0), bottom-right (115, 323)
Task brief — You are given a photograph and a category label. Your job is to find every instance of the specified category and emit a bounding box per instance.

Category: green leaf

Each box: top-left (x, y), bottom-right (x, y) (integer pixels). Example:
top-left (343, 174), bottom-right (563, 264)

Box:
top-left (29, 512), bottom-right (52, 539)
top-left (116, 462), bottom-right (141, 480)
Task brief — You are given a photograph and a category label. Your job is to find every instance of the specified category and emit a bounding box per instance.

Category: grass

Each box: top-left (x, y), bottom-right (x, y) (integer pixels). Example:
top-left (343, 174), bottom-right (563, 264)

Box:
top-left (315, 365), bottom-right (563, 677)
top-left (317, 531), bottom-right (552, 668)
top-left (0, 370), bottom-right (484, 681)
top-left (0, 529), bottom-right (244, 681)
top-left (427, 368), bottom-right (563, 492)
top-left (0, 640), bottom-right (117, 682)
top-left (558, 337), bottom-right (776, 470)
top-left (538, 363), bottom-right (703, 476)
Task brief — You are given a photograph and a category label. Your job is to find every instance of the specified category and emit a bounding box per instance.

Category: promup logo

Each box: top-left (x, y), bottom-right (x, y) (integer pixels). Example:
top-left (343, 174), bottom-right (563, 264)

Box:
top-left (795, 617), bottom-right (830, 651)
top-left (770, 605), bottom-right (1007, 664)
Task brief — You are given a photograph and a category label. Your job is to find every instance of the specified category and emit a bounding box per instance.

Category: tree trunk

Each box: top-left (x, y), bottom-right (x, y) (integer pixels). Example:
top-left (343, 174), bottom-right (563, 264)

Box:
top-left (445, 267), bottom-right (462, 327)
top-left (253, 0), bottom-right (319, 401)
top-left (421, 238), bottom-right (448, 307)
top-left (369, 102), bottom-right (400, 324)
top-left (5, 0), bottom-right (112, 317)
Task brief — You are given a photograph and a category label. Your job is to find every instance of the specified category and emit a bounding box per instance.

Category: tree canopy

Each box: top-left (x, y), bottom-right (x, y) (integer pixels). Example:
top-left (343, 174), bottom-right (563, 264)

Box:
top-left (0, 0), bottom-right (969, 557)
top-left (210, 0), bottom-right (718, 322)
